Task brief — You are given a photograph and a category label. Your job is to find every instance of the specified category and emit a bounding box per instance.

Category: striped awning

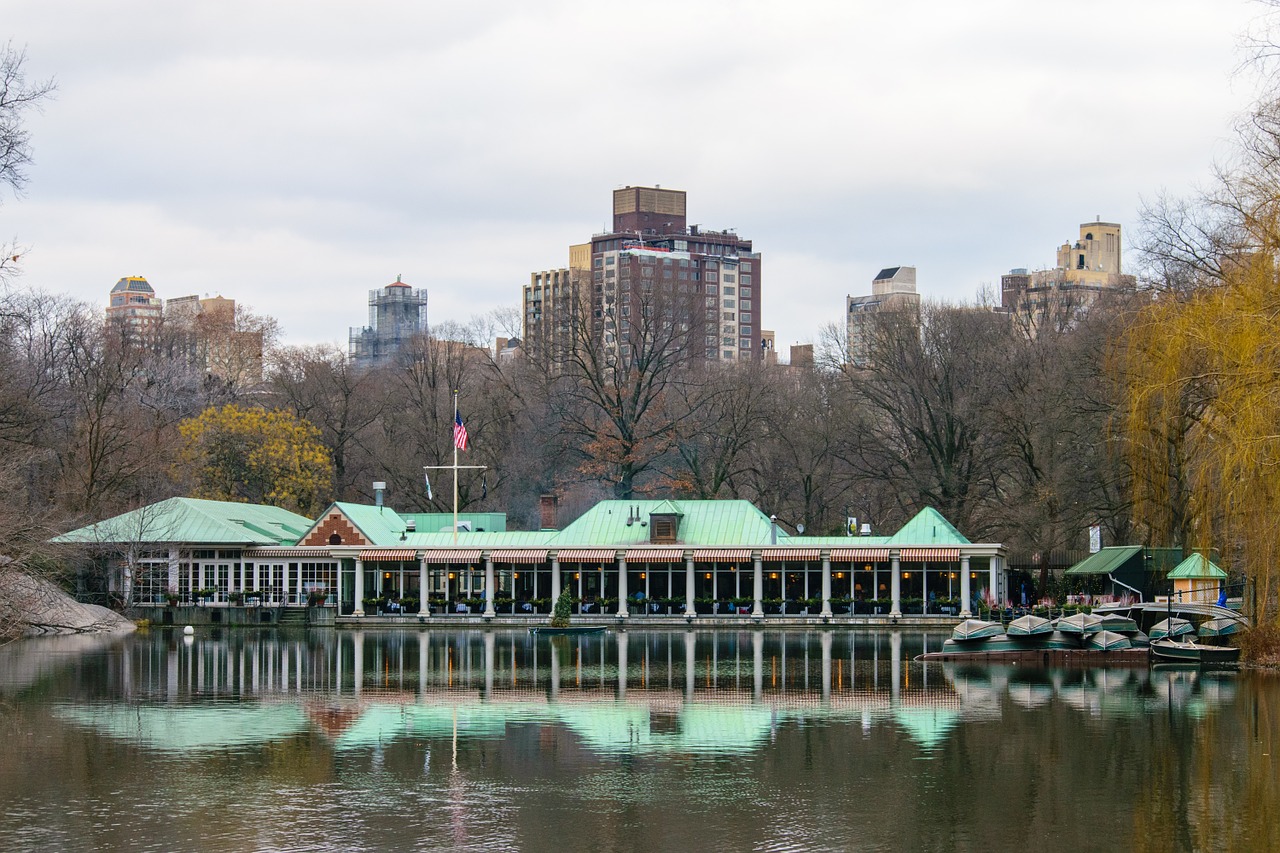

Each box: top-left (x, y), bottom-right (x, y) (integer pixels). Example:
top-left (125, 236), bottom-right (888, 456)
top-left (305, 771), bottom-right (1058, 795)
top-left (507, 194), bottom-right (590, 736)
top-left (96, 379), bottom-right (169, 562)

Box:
top-left (359, 549), bottom-right (418, 561)
top-left (830, 547), bottom-right (890, 562)
top-left (693, 549), bottom-right (752, 561)
top-left (899, 547), bottom-right (961, 562)
top-left (421, 550), bottom-right (483, 564)
top-left (624, 549), bottom-right (687, 563)
top-left (244, 547), bottom-right (332, 559)
top-left (761, 548), bottom-right (821, 561)
top-left (490, 549), bottom-right (549, 564)
top-left (555, 549), bottom-right (618, 562)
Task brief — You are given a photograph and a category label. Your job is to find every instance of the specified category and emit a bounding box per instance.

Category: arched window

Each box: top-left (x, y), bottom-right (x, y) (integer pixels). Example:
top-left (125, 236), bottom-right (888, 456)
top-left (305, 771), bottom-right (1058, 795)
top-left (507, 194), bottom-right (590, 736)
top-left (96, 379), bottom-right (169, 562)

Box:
top-left (329, 533), bottom-right (342, 545)
top-left (1084, 232), bottom-right (1094, 241)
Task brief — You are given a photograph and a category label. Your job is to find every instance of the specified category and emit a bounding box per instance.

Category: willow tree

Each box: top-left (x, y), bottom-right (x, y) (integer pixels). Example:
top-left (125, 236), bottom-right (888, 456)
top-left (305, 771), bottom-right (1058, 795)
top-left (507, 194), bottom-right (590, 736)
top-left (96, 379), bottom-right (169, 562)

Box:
top-left (1119, 232), bottom-right (1280, 625)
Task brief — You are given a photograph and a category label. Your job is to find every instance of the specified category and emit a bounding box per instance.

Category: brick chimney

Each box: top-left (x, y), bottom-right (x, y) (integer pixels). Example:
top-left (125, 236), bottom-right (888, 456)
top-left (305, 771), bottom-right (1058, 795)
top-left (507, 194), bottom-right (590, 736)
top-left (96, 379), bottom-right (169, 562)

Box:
top-left (539, 494), bottom-right (559, 531)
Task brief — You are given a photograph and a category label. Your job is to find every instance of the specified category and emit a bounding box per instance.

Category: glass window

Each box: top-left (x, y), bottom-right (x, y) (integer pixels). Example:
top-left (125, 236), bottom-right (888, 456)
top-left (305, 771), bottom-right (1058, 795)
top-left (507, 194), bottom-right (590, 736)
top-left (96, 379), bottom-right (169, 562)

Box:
top-left (741, 275), bottom-right (752, 285)
top-left (741, 286), bottom-right (752, 297)
top-left (723, 299), bottom-right (736, 308)
top-left (740, 338), bottom-right (752, 349)
top-left (706, 284), bottom-right (717, 295)
top-left (723, 286), bottom-right (735, 296)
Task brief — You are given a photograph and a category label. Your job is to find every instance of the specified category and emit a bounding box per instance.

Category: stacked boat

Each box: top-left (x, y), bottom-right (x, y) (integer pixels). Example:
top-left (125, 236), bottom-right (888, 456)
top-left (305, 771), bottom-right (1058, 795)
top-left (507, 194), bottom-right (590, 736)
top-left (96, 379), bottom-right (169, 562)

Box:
top-left (928, 611), bottom-right (1153, 660)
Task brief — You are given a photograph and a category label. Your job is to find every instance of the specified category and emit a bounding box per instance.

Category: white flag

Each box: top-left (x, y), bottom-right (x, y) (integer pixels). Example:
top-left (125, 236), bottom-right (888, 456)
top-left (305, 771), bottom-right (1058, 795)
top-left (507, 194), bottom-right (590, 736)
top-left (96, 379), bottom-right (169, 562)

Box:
top-left (425, 472), bottom-right (433, 501)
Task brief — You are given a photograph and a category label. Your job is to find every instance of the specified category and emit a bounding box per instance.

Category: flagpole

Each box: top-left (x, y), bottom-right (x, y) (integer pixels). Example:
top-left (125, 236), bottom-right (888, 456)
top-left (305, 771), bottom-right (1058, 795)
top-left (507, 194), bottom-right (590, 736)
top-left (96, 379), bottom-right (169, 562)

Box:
top-left (453, 390), bottom-right (460, 546)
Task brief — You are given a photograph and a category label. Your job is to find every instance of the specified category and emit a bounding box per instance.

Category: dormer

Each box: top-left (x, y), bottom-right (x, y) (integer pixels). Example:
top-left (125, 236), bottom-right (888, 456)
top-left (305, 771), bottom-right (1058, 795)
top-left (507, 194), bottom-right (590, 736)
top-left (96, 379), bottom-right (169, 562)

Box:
top-left (648, 501), bottom-right (683, 544)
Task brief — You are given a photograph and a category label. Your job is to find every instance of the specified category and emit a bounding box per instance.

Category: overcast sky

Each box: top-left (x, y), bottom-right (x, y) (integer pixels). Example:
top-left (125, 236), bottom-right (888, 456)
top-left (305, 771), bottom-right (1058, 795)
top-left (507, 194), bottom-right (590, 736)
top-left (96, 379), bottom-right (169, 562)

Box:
top-left (3, 0), bottom-right (1269, 353)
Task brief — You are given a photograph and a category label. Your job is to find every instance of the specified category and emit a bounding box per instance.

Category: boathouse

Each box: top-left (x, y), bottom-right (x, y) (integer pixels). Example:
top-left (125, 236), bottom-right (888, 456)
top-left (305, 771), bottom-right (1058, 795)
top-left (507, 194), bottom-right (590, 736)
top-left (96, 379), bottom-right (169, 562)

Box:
top-left (54, 497), bottom-right (1008, 621)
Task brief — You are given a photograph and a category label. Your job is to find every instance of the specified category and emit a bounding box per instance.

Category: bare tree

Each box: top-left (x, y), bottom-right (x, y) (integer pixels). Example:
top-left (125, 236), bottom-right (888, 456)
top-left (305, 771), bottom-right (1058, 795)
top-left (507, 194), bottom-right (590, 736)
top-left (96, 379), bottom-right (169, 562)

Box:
top-left (0, 43), bottom-right (55, 285)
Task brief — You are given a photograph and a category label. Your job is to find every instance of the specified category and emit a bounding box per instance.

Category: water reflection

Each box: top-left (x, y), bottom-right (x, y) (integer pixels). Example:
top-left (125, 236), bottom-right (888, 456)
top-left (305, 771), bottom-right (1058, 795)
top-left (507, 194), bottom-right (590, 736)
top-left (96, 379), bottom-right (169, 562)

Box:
top-left (34, 629), bottom-right (1245, 758)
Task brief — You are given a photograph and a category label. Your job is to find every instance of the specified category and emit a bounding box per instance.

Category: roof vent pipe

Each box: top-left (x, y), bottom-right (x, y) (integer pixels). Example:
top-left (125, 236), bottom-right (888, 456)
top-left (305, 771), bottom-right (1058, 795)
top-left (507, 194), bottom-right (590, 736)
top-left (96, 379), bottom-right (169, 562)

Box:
top-left (373, 481), bottom-right (386, 511)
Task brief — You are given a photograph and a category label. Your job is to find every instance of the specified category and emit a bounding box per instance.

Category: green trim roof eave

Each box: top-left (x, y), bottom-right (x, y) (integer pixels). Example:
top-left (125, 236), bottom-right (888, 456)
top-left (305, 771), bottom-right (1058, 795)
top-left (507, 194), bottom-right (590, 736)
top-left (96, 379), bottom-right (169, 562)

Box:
top-left (51, 497), bottom-right (313, 546)
top-left (885, 507), bottom-right (971, 546)
top-left (1167, 553), bottom-right (1228, 579)
top-left (1064, 546), bottom-right (1144, 576)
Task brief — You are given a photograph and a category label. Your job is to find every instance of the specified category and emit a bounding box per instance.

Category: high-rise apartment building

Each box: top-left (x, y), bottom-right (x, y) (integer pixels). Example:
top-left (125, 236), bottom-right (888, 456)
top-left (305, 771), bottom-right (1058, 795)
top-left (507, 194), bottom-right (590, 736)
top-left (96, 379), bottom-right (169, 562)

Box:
top-left (1001, 219), bottom-right (1134, 316)
top-left (846, 266), bottom-right (920, 369)
top-left (105, 276), bottom-right (163, 338)
top-left (349, 276), bottom-right (429, 368)
top-left (166, 294), bottom-right (265, 383)
top-left (524, 186), bottom-right (763, 366)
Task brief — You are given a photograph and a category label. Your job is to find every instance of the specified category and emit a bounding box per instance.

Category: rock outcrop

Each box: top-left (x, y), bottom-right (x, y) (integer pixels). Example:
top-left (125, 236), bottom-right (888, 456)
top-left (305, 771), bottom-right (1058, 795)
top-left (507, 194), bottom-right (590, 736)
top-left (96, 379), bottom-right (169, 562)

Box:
top-left (0, 571), bottom-right (136, 638)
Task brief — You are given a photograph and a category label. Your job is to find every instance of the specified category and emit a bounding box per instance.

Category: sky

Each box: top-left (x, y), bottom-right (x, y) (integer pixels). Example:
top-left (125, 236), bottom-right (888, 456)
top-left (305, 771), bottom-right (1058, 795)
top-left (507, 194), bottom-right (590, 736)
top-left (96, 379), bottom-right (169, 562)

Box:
top-left (3, 0), bottom-right (1271, 354)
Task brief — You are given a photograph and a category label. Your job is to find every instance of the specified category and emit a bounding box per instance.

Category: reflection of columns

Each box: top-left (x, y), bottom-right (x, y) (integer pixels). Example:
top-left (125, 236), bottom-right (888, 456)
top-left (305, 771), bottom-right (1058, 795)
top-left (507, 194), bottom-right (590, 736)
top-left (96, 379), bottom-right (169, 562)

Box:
top-left (684, 631), bottom-right (696, 700)
top-left (551, 557), bottom-right (561, 603)
top-left (960, 555), bottom-right (972, 618)
top-left (483, 631), bottom-right (495, 699)
top-left (549, 639), bottom-right (560, 700)
top-left (890, 554), bottom-right (902, 618)
top-left (418, 632), bottom-right (429, 697)
top-left (335, 633), bottom-right (343, 693)
top-left (483, 557), bottom-right (496, 618)
top-left (353, 558), bottom-right (365, 616)
top-left (752, 630), bottom-right (764, 702)
top-left (890, 630), bottom-right (902, 702)
top-left (353, 631), bottom-right (364, 696)
top-left (617, 556), bottom-right (629, 618)
top-left (751, 553), bottom-right (764, 619)
top-left (820, 553), bottom-right (833, 618)
top-left (685, 555), bottom-right (696, 620)
top-left (617, 633), bottom-right (628, 698)
top-left (821, 630), bottom-right (832, 702)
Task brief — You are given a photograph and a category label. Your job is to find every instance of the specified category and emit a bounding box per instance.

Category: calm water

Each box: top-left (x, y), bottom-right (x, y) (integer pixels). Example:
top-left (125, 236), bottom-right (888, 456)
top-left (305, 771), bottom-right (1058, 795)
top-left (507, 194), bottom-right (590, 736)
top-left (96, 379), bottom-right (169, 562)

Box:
top-left (1, 628), bottom-right (1277, 853)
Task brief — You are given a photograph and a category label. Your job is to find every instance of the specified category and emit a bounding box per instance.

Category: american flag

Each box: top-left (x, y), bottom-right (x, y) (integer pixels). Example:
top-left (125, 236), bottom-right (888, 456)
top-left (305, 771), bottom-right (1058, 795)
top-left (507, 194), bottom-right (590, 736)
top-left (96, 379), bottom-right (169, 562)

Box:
top-left (453, 409), bottom-right (469, 451)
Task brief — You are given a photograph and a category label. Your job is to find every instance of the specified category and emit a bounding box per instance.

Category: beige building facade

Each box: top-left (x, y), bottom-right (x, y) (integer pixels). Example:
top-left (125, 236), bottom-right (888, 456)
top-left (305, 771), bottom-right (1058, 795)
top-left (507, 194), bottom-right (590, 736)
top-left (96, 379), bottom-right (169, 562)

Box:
top-left (846, 266), bottom-right (920, 369)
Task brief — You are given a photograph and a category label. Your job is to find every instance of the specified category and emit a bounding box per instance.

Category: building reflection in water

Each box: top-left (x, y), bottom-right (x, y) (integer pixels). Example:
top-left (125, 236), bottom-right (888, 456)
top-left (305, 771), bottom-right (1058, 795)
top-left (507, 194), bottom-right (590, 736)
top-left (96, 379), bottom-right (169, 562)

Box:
top-left (52, 629), bottom-right (1239, 758)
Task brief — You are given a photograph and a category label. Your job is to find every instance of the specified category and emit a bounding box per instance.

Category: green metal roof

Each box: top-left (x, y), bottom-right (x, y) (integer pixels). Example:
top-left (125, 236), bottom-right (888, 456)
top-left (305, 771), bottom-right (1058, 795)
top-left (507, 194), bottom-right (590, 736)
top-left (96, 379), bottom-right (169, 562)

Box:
top-left (52, 498), bottom-right (312, 546)
top-left (1063, 546), bottom-right (1143, 576)
top-left (1167, 553), bottom-right (1228, 580)
top-left (324, 502), bottom-right (408, 546)
top-left (885, 507), bottom-right (970, 546)
top-left (789, 535), bottom-right (892, 547)
top-left (403, 530), bottom-right (557, 548)
top-left (551, 500), bottom-right (776, 547)
top-left (402, 512), bottom-right (507, 533)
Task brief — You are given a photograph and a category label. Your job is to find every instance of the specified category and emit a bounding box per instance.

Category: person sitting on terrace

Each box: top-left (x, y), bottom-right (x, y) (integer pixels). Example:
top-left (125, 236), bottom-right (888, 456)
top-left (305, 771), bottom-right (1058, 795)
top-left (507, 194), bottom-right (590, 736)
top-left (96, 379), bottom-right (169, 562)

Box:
top-left (455, 601), bottom-right (468, 613)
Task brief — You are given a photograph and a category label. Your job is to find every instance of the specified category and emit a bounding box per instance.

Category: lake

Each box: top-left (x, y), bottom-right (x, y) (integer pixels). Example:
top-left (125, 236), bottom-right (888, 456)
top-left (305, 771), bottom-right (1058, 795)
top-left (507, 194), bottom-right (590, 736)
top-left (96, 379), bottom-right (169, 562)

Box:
top-left (1, 627), bottom-right (1277, 852)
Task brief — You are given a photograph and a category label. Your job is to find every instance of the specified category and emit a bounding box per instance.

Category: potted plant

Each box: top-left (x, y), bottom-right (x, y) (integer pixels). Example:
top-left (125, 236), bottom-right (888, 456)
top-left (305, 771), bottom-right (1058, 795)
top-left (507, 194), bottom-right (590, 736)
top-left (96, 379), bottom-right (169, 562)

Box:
top-left (165, 588), bottom-right (180, 607)
top-left (228, 590), bottom-right (244, 605)
top-left (308, 586), bottom-right (329, 607)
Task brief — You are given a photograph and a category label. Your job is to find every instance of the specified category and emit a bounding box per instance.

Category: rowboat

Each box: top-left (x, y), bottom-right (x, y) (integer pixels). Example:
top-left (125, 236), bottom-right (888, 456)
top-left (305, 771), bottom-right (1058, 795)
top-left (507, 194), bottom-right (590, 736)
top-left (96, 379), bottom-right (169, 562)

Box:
top-left (1055, 613), bottom-right (1105, 635)
top-left (1197, 617), bottom-right (1242, 638)
top-left (1097, 614), bottom-right (1139, 633)
top-left (1006, 614), bottom-right (1053, 637)
top-left (1086, 630), bottom-right (1132, 652)
top-left (1150, 638), bottom-right (1240, 664)
top-left (1149, 618), bottom-right (1194, 640)
top-left (528, 626), bottom-right (607, 636)
top-left (951, 619), bottom-right (1005, 641)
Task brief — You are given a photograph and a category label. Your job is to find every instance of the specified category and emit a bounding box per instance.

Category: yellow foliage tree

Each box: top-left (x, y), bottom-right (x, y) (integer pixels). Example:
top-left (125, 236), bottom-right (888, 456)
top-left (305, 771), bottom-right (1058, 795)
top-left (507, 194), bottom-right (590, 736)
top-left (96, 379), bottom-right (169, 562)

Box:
top-left (1119, 224), bottom-right (1280, 625)
top-left (178, 404), bottom-right (333, 516)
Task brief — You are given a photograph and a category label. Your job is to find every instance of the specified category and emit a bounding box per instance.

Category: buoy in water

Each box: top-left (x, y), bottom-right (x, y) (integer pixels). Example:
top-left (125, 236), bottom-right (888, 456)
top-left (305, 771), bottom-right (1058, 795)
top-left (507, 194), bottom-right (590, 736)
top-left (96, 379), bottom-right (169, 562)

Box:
top-left (183, 625), bottom-right (194, 635)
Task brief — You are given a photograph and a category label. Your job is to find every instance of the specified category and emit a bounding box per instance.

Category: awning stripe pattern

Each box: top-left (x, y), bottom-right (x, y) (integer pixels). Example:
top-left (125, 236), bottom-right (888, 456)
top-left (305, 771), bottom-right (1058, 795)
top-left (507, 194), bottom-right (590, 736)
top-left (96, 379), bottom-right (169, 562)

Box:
top-left (490, 549), bottom-right (549, 563)
top-left (898, 547), bottom-right (961, 561)
top-left (761, 548), bottom-right (821, 560)
top-left (359, 549), bottom-right (419, 561)
top-left (555, 549), bottom-right (618, 562)
top-left (420, 550), bottom-right (483, 564)
top-left (829, 548), bottom-right (890, 562)
top-left (624, 549), bottom-right (687, 562)
top-left (244, 547), bottom-right (332, 559)
top-left (693, 549), bottom-right (753, 561)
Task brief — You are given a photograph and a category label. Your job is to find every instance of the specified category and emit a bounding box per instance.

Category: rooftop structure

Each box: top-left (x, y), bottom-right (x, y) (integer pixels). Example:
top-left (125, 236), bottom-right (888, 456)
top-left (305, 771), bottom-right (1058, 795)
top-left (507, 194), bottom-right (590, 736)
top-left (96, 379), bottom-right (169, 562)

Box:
top-left (846, 266), bottom-right (920, 369)
top-left (105, 275), bottom-right (163, 338)
top-left (1001, 219), bottom-right (1136, 319)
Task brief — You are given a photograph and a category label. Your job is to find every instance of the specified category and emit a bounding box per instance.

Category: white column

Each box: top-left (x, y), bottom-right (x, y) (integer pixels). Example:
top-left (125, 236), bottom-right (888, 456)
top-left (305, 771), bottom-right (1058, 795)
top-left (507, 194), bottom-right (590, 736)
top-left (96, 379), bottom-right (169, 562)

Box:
top-left (418, 557), bottom-right (428, 618)
top-left (294, 562), bottom-right (303, 606)
top-left (684, 555), bottom-right (696, 620)
top-left (617, 556), bottom-right (629, 618)
top-left (551, 557), bottom-right (561, 603)
top-left (820, 553), bottom-right (833, 618)
top-left (890, 554), bottom-right (902, 618)
top-left (483, 556), bottom-right (496, 618)
top-left (751, 553), bottom-right (764, 619)
top-left (353, 558), bottom-right (365, 616)
top-left (989, 555), bottom-right (999, 609)
top-left (960, 555), bottom-right (972, 618)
